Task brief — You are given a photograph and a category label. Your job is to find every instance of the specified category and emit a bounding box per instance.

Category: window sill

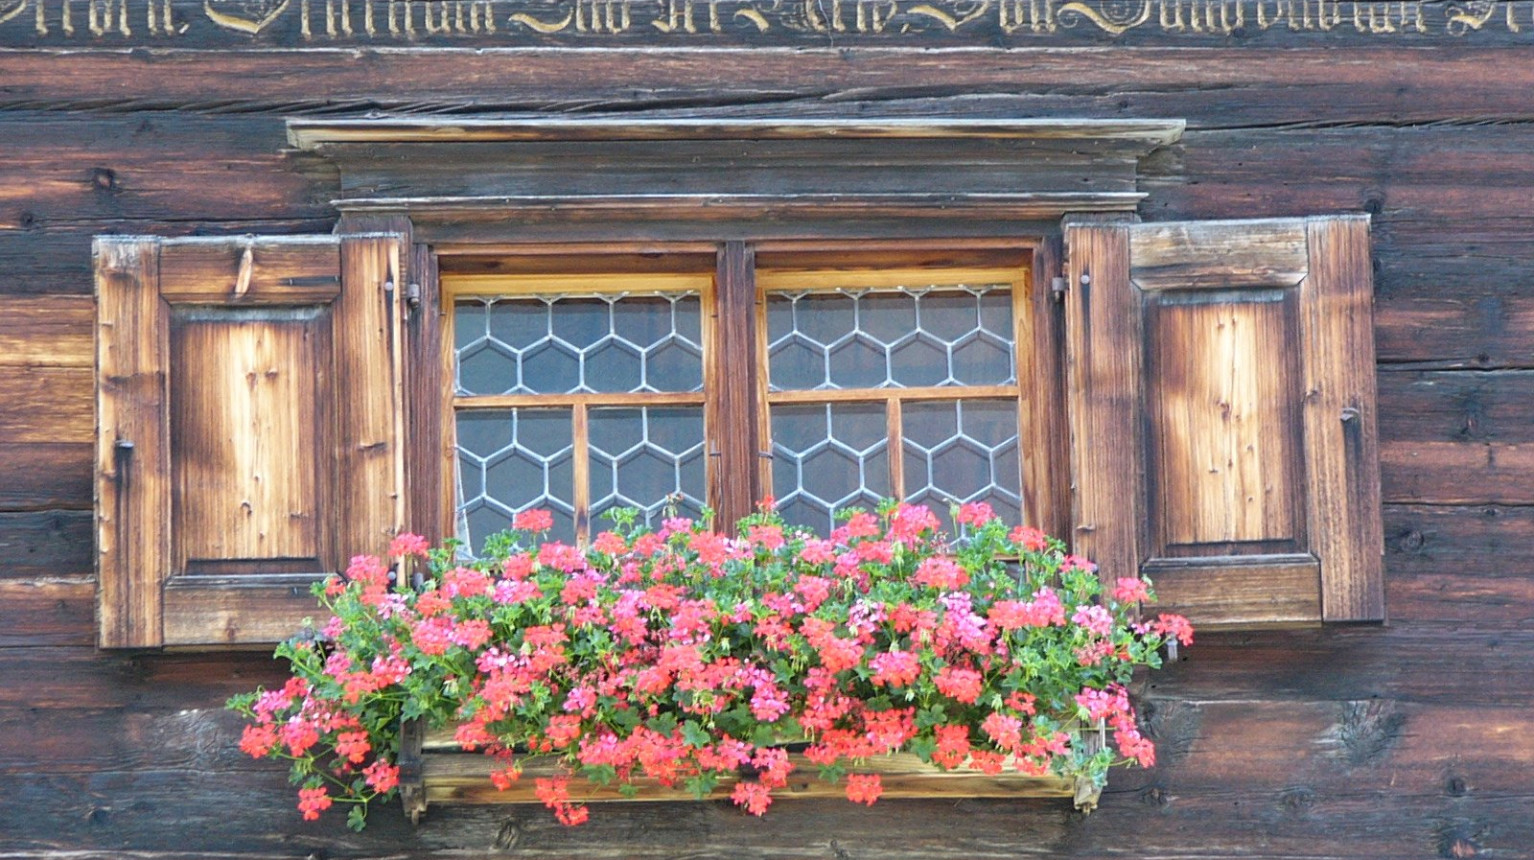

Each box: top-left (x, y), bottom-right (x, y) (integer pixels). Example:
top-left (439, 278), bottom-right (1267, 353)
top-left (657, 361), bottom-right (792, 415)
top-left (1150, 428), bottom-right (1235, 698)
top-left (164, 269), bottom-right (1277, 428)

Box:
top-left (398, 721), bottom-right (1102, 823)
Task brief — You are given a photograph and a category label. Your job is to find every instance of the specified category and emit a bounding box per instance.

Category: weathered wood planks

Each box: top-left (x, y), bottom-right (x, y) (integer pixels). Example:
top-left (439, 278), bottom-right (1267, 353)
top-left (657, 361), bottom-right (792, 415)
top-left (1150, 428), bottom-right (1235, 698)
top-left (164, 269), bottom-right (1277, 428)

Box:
top-left (0, 26), bottom-right (1529, 860)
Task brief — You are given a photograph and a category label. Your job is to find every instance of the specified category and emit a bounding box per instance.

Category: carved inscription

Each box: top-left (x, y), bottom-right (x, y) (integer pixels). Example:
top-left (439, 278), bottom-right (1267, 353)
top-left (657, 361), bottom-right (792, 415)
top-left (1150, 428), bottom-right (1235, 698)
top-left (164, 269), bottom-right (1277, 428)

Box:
top-left (4, 0), bottom-right (1534, 41)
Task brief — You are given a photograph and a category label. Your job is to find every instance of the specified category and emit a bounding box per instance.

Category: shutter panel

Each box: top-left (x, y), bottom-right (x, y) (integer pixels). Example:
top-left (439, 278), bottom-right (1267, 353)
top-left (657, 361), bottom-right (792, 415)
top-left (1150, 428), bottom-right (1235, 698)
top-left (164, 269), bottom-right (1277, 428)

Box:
top-left (1065, 216), bottom-right (1383, 628)
top-left (96, 233), bottom-right (405, 648)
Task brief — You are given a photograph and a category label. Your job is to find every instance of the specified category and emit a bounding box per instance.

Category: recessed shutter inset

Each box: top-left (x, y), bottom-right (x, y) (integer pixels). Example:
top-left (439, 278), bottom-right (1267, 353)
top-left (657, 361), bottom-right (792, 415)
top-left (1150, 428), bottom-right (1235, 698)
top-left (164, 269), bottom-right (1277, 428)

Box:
top-left (96, 234), bottom-right (405, 648)
top-left (1065, 216), bottom-right (1383, 628)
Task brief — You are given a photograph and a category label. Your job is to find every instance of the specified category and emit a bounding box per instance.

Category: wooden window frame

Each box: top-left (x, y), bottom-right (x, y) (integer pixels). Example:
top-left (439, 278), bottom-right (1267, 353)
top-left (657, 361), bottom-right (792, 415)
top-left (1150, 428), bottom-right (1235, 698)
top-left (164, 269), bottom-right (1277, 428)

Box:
top-left (431, 237), bottom-right (1068, 544)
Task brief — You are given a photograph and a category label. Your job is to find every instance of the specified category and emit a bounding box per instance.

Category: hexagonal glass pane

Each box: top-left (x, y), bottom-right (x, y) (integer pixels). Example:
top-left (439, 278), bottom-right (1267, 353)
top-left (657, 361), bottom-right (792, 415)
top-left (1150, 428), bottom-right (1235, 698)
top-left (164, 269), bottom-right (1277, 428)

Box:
top-left (521, 341), bottom-right (582, 395)
top-left (585, 340), bottom-right (644, 394)
top-left (457, 342), bottom-right (518, 396)
top-left (794, 292), bottom-right (857, 348)
top-left (646, 341), bottom-right (703, 392)
top-left (549, 297), bottom-right (611, 351)
top-left (918, 291), bottom-right (980, 344)
top-left (456, 410), bottom-right (515, 458)
top-left (951, 332), bottom-right (1015, 385)
top-left (769, 335), bottom-right (826, 391)
top-left (889, 334), bottom-right (949, 388)
top-left (765, 294), bottom-right (796, 345)
top-left (611, 294), bottom-right (676, 351)
top-left (487, 299), bottom-right (550, 352)
top-left (828, 335), bottom-right (889, 389)
top-left (766, 283), bottom-right (1014, 391)
top-left (859, 291), bottom-right (918, 346)
top-left (458, 293), bottom-right (702, 397)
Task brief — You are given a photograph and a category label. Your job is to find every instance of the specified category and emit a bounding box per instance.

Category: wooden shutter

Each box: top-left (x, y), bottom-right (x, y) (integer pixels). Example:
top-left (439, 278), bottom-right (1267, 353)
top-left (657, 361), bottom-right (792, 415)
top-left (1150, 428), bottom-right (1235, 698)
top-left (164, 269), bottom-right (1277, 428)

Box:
top-left (1065, 216), bottom-right (1383, 628)
top-left (96, 233), bottom-right (405, 648)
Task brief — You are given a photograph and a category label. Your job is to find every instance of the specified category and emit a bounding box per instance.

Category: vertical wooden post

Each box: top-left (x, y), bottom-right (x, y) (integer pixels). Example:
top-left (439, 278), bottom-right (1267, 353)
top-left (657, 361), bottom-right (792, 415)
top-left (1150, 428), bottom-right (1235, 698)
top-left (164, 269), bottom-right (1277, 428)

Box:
top-left (710, 241), bottom-right (760, 528)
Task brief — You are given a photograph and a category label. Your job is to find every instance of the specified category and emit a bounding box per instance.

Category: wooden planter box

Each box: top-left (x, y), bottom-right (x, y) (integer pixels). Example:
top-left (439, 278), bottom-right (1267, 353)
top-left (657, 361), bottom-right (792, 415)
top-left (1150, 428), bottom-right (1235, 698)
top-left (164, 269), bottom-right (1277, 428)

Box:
top-left (398, 721), bottom-right (1103, 823)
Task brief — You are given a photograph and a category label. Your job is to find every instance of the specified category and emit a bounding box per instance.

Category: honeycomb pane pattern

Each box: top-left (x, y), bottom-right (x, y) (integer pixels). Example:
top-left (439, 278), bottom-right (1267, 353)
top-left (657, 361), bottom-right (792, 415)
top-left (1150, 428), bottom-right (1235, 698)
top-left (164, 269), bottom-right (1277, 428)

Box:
top-left (455, 293), bottom-right (704, 396)
top-left (770, 403), bottom-right (892, 534)
top-left (765, 286), bottom-right (1014, 391)
top-left (902, 399), bottom-right (1023, 532)
top-left (456, 408), bottom-right (577, 550)
top-left (589, 406), bottom-right (707, 530)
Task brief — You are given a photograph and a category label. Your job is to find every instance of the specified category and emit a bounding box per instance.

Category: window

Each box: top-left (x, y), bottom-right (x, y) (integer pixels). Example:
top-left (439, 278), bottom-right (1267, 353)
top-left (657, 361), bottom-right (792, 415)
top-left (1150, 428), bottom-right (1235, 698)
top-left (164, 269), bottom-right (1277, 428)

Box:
top-left (446, 263), bottom-right (714, 548)
top-left (441, 246), bottom-right (1042, 550)
top-left (93, 119), bottom-right (1384, 649)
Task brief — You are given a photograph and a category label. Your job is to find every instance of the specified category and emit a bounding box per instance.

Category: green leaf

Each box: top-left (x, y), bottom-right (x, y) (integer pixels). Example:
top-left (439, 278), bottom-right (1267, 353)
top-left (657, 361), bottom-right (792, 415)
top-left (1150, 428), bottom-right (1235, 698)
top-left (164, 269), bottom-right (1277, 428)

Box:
top-left (646, 712), bottom-right (679, 736)
top-left (347, 805), bottom-right (367, 832)
top-left (583, 764), bottom-right (617, 786)
top-left (684, 773), bottom-right (719, 799)
top-left (681, 720), bottom-right (712, 749)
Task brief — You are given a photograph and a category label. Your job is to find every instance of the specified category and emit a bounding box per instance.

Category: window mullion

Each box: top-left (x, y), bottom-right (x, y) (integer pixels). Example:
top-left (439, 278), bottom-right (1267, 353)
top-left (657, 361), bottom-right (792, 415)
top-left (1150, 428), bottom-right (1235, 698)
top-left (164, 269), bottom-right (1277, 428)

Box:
top-left (571, 401), bottom-right (591, 544)
top-left (886, 395), bottom-right (905, 500)
top-left (709, 240), bottom-right (760, 527)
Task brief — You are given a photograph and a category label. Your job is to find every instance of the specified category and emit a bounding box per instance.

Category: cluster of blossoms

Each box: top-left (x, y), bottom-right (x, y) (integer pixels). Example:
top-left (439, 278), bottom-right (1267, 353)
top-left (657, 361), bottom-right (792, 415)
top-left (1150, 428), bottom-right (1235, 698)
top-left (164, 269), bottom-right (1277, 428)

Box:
top-left (230, 500), bottom-right (1192, 829)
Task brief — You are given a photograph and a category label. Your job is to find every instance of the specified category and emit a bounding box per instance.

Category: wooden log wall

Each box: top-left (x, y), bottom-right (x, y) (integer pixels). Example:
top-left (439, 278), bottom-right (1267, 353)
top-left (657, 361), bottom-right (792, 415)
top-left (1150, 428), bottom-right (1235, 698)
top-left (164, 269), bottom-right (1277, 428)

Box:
top-left (3, 4), bottom-right (1534, 857)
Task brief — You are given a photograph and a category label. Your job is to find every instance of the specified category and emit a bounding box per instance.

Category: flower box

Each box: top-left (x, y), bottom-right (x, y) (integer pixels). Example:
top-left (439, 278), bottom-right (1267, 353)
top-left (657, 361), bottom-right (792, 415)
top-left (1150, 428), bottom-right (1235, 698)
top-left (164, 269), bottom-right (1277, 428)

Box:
top-left (397, 720), bottom-right (1103, 823)
top-left (232, 502), bottom-right (1190, 829)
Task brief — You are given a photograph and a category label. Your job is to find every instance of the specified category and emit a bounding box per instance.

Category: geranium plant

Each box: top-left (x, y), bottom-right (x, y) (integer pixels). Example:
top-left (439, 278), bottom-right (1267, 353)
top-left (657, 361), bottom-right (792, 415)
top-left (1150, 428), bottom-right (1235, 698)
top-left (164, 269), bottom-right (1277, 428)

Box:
top-left (229, 500), bottom-right (1192, 830)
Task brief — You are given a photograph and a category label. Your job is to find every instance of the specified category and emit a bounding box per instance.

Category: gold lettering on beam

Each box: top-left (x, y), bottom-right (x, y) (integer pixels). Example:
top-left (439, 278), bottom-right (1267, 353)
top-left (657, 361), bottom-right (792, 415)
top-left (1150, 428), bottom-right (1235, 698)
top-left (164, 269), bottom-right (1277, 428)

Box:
top-left (856, 0), bottom-right (897, 33)
top-left (1057, 0), bottom-right (1152, 35)
top-left (653, 0), bottom-right (697, 32)
top-left (205, 0), bottom-right (291, 33)
top-left (732, 2), bottom-right (770, 30)
top-left (424, 0), bottom-right (447, 33)
top-left (510, 3), bottom-right (575, 32)
top-left (999, 0), bottom-right (1055, 33)
top-left (1353, 1), bottom-right (1422, 33)
top-left (909, 0), bottom-right (993, 31)
top-left (1445, 0), bottom-right (1497, 35)
top-left (88, 0), bottom-right (130, 34)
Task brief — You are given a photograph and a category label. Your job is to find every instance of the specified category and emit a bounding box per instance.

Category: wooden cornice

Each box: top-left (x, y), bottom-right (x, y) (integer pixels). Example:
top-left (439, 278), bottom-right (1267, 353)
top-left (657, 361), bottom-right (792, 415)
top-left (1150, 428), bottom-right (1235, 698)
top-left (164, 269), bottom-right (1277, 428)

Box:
top-left (288, 117), bottom-right (1185, 225)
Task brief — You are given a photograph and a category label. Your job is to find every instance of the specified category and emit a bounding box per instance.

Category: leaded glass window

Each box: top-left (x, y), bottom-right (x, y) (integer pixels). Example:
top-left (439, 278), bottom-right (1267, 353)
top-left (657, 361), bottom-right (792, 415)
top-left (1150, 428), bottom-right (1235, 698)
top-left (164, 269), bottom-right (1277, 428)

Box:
top-left (444, 249), bottom-right (1038, 550)
top-left (759, 267), bottom-right (1027, 534)
top-left (449, 273), bottom-right (711, 550)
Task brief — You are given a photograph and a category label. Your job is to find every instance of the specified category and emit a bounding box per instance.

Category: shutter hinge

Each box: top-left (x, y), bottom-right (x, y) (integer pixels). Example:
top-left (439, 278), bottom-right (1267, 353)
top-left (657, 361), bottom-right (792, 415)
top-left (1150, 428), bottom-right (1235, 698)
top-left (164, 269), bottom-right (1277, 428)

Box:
top-left (406, 282), bottom-right (421, 312)
top-left (1050, 275), bottom-right (1068, 301)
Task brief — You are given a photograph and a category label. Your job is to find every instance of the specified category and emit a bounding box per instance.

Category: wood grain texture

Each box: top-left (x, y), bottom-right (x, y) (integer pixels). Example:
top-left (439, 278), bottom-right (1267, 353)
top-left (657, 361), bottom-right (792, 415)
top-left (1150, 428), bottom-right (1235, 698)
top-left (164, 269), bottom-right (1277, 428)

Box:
top-left (158, 238), bottom-right (341, 304)
top-left (1377, 369), bottom-right (1534, 505)
top-left (1130, 219), bottom-right (1307, 290)
top-left (0, 366), bottom-right (92, 443)
top-left (0, 443), bottom-right (91, 511)
top-left (0, 577), bottom-right (96, 647)
top-left (334, 233), bottom-right (406, 561)
top-left (0, 510), bottom-right (93, 580)
top-left (171, 311), bottom-right (325, 565)
top-left (1145, 556), bottom-right (1320, 629)
top-left (1064, 220), bottom-right (1141, 591)
top-left (420, 747), bottom-right (1081, 807)
top-left (161, 575), bottom-right (326, 645)
top-left (1021, 236), bottom-right (1069, 538)
top-left (0, 295), bottom-right (92, 367)
top-left (94, 237), bottom-right (168, 649)
top-left (1301, 216), bottom-right (1384, 623)
top-left (1145, 292), bottom-right (1301, 550)
top-left (0, 48), bottom-right (1530, 124)
top-left (714, 240), bottom-right (759, 525)
top-left (407, 239), bottom-right (447, 542)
